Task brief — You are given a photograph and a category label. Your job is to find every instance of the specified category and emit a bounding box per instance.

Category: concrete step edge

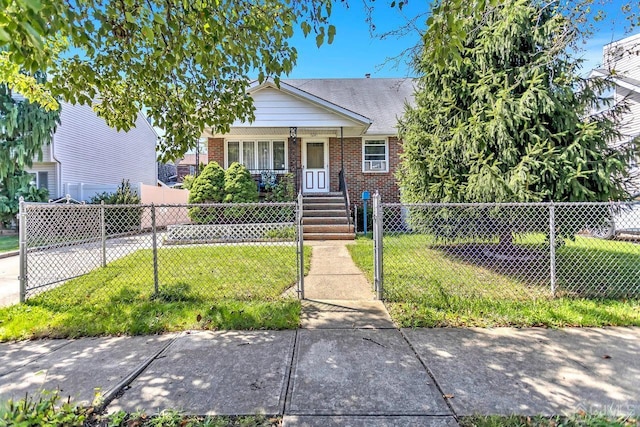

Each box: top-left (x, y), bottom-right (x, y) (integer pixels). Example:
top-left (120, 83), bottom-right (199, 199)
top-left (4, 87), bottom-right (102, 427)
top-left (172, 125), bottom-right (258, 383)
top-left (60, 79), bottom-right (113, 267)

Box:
top-left (303, 232), bottom-right (355, 240)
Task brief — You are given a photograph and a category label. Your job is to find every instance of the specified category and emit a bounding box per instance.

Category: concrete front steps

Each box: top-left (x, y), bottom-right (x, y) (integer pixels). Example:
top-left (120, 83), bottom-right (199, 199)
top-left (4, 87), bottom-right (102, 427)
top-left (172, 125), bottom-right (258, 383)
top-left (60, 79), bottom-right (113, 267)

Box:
top-left (303, 193), bottom-right (355, 240)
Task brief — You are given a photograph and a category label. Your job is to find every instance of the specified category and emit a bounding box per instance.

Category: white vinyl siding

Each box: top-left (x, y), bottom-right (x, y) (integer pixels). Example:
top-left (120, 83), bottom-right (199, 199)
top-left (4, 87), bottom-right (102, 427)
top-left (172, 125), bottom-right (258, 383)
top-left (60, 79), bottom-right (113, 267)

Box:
top-left (604, 34), bottom-right (640, 77)
top-left (362, 139), bottom-right (389, 173)
top-left (604, 33), bottom-right (640, 192)
top-left (25, 163), bottom-right (57, 198)
top-left (53, 102), bottom-right (157, 188)
top-left (233, 87), bottom-right (357, 128)
top-left (225, 139), bottom-right (287, 171)
top-left (617, 88), bottom-right (640, 142)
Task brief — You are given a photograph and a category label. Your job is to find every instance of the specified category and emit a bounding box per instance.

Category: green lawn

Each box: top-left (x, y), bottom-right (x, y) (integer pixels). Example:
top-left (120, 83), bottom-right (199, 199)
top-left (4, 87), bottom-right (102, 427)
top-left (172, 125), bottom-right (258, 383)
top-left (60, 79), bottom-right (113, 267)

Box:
top-left (0, 235), bottom-right (18, 253)
top-left (0, 245), bottom-right (311, 341)
top-left (347, 235), bottom-right (640, 328)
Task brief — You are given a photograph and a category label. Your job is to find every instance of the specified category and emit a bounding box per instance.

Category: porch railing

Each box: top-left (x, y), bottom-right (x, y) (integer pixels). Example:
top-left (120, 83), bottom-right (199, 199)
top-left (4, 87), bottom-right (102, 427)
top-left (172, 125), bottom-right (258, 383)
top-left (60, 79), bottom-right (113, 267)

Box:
top-left (338, 169), bottom-right (352, 220)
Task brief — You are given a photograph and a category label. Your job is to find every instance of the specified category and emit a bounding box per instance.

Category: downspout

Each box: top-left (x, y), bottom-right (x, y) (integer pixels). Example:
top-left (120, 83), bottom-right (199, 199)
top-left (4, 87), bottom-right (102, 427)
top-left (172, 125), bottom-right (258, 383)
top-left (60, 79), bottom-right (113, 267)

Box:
top-left (51, 134), bottom-right (63, 199)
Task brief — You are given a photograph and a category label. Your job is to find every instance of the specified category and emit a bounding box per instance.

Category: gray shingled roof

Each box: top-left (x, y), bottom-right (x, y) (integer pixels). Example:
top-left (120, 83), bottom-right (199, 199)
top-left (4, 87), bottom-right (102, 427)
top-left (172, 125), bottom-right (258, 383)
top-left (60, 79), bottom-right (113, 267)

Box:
top-left (283, 78), bottom-right (415, 135)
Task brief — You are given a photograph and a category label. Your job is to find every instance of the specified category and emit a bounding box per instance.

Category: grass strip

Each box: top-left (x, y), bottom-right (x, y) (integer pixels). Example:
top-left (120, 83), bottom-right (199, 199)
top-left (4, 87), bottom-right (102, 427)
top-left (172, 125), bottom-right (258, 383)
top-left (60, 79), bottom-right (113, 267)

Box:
top-left (0, 235), bottom-right (18, 253)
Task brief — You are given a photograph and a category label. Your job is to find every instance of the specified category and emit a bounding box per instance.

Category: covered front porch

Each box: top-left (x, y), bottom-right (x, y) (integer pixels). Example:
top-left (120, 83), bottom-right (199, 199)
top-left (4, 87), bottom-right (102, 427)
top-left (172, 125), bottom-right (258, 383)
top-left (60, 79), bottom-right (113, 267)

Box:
top-left (202, 79), bottom-right (371, 195)
top-left (204, 125), bottom-right (364, 195)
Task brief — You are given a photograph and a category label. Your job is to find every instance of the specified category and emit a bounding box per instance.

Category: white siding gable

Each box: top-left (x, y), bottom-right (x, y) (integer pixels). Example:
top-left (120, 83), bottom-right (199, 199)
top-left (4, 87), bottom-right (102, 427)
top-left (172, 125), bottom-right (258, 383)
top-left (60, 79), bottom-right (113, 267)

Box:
top-left (233, 87), bottom-right (361, 128)
top-left (604, 34), bottom-right (640, 77)
top-left (617, 88), bottom-right (640, 141)
top-left (54, 102), bottom-right (158, 190)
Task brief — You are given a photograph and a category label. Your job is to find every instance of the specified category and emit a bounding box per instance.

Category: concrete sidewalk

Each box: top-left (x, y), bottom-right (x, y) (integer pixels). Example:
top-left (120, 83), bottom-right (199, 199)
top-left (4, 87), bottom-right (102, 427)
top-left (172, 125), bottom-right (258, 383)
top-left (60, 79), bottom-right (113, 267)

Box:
top-left (1, 240), bottom-right (638, 424)
top-left (0, 327), bottom-right (638, 425)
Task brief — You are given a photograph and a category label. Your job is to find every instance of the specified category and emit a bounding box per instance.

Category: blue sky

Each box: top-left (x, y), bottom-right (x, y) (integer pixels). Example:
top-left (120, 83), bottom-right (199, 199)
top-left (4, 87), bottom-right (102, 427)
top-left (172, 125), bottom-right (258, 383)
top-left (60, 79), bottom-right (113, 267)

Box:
top-left (285, 1), bottom-right (635, 79)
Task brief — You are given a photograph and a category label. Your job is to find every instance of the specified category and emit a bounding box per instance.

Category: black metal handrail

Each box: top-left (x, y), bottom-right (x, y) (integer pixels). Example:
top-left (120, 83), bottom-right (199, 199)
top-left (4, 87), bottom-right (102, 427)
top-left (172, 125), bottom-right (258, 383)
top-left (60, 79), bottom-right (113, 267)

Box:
top-left (338, 169), bottom-right (352, 220)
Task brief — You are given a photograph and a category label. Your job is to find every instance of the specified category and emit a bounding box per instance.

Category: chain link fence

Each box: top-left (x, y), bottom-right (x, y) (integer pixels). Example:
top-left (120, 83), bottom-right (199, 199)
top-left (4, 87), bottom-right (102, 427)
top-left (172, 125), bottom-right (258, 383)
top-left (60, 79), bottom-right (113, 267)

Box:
top-left (19, 201), bottom-right (303, 303)
top-left (372, 196), bottom-right (640, 302)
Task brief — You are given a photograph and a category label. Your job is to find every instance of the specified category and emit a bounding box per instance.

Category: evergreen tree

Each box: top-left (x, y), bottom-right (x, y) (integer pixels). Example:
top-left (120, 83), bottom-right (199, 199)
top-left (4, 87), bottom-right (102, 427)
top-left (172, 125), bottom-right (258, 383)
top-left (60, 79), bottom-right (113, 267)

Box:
top-left (398, 0), bottom-right (634, 204)
top-left (0, 74), bottom-right (60, 227)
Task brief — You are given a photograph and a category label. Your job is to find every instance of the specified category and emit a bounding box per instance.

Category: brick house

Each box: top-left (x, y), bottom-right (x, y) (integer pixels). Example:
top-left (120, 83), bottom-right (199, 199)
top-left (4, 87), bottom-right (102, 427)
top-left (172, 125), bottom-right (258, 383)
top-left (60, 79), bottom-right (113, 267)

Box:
top-left (203, 77), bottom-right (415, 238)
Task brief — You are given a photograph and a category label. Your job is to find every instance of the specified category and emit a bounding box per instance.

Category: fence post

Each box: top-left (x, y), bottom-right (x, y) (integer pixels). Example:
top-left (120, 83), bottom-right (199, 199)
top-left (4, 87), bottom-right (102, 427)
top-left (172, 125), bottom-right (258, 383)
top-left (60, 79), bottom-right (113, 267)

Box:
top-left (100, 201), bottom-right (106, 267)
top-left (373, 192), bottom-right (383, 300)
top-left (297, 192), bottom-right (305, 300)
top-left (549, 202), bottom-right (556, 297)
top-left (18, 197), bottom-right (27, 303)
top-left (151, 204), bottom-right (159, 295)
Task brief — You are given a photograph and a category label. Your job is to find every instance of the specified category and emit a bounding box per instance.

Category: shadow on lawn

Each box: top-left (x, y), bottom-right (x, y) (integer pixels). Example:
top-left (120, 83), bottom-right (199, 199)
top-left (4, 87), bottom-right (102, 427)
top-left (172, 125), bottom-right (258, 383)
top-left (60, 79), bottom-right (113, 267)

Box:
top-left (433, 241), bottom-right (639, 299)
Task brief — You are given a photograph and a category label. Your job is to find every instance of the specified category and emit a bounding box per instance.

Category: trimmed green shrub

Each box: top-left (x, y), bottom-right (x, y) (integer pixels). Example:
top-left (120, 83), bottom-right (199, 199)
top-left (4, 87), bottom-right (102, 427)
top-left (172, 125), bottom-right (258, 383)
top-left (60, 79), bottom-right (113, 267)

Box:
top-left (188, 162), bottom-right (225, 204)
top-left (223, 162), bottom-right (258, 203)
top-left (188, 162), bottom-right (226, 223)
top-left (181, 174), bottom-right (194, 190)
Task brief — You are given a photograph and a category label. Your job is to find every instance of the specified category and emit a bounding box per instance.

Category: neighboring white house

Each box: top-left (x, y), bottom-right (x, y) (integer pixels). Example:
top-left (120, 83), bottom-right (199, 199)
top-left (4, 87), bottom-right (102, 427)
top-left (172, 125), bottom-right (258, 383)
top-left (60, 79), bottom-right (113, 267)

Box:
top-left (592, 32), bottom-right (640, 195)
top-left (25, 101), bottom-right (159, 201)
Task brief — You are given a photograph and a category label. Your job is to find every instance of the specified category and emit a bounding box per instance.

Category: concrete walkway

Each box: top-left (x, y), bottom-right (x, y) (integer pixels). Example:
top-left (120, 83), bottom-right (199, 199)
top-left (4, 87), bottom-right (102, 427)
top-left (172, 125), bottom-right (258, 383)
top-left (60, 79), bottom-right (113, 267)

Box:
top-left (301, 240), bottom-right (395, 330)
top-left (303, 240), bottom-right (374, 301)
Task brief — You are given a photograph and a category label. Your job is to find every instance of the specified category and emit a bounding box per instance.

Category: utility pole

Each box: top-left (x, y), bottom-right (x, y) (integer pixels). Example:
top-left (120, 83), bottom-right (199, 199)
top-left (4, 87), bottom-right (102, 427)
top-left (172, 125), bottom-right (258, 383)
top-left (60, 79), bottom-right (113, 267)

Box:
top-left (195, 140), bottom-right (200, 177)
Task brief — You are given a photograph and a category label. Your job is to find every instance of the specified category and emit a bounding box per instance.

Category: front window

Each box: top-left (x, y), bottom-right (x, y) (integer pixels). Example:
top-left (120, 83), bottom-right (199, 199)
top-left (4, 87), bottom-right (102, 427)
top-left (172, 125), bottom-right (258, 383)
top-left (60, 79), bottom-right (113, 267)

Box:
top-left (227, 141), bottom-right (240, 164)
top-left (363, 139), bottom-right (388, 172)
top-left (28, 172), bottom-right (49, 189)
top-left (226, 140), bottom-right (287, 171)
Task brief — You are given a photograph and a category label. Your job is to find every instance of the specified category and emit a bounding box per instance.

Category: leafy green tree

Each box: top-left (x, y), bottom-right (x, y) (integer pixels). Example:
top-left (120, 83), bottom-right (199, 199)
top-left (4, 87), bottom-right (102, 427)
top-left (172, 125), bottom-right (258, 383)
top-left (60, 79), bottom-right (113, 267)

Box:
top-left (1, 0), bottom-right (336, 161)
top-left (398, 0), bottom-right (634, 205)
top-left (224, 163), bottom-right (258, 203)
top-left (0, 76), bottom-right (59, 227)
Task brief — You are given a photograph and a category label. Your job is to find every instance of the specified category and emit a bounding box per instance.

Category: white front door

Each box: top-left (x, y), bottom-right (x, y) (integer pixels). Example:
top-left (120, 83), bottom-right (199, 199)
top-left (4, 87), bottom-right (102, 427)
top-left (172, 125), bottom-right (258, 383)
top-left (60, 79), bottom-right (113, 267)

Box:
top-left (303, 140), bottom-right (329, 193)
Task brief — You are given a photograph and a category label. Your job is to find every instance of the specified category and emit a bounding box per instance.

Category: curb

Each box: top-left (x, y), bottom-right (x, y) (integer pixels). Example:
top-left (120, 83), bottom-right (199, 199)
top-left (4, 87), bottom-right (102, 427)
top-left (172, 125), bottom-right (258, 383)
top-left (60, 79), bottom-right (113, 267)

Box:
top-left (0, 251), bottom-right (18, 260)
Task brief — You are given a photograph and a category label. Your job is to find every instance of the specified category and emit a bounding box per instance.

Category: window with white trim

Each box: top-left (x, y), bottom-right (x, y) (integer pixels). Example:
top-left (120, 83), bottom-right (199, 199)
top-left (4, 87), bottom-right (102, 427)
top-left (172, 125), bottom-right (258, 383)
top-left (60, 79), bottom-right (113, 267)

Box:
top-left (363, 139), bottom-right (388, 172)
top-left (226, 140), bottom-right (287, 171)
top-left (28, 171), bottom-right (49, 190)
